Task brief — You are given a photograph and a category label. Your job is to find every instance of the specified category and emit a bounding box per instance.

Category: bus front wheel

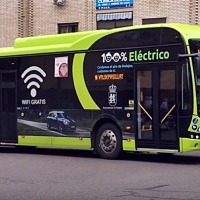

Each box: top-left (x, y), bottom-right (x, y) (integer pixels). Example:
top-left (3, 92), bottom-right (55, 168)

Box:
top-left (96, 123), bottom-right (122, 159)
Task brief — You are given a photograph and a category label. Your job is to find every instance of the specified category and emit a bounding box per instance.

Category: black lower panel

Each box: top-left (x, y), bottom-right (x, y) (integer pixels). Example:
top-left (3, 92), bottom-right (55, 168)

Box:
top-left (0, 71), bottom-right (18, 143)
top-left (1, 113), bottom-right (17, 142)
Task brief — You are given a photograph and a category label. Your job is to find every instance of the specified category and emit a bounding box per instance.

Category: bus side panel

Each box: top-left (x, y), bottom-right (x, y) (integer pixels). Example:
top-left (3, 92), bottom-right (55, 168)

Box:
top-left (16, 50), bottom-right (136, 150)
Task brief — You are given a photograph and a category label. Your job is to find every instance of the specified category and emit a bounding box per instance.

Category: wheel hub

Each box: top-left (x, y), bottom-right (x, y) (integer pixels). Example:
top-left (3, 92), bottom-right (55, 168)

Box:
top-left (100, 130), bottom-right (117, 154)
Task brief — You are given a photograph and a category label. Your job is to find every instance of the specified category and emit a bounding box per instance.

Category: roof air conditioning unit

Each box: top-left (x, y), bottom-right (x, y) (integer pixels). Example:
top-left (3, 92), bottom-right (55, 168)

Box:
top-left (53, 0), bottom-right (66, 6)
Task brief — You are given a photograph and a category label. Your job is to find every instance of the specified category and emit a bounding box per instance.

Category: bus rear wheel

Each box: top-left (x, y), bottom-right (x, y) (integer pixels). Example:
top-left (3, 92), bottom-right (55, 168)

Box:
top-left (96, 123), bottom-right (122, 159)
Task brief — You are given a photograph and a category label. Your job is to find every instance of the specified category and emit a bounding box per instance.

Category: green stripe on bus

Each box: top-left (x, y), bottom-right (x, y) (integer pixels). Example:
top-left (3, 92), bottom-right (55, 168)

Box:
top-left (72, 53), bottom-right (100, 110)
top-left (123, 140), bottom-right (136, 151)
top-left (18, 136), bottom-right (137, 151)
top-left (179, 137), bottom-right (200, 152)
top-left (18, 136), bottom-right (91, 149)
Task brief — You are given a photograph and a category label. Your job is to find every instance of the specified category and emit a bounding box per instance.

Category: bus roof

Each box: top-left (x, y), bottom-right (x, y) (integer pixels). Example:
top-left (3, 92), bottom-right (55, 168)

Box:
top-left (1, 23), bottom-right (200, 57)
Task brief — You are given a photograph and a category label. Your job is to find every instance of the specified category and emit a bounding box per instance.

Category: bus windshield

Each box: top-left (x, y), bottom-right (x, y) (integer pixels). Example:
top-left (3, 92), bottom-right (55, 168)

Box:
top-left (189, 39), bottom-right (200, 110)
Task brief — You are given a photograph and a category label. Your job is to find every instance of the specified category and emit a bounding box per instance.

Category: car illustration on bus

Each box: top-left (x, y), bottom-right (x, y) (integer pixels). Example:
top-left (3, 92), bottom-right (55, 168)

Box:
top-left (47, 111), bottom-right (76, 133)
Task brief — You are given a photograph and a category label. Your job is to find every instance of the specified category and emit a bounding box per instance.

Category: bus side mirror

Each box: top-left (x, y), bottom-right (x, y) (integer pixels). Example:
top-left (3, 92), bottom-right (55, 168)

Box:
top-left (194, 56), bottom-right (200, 77)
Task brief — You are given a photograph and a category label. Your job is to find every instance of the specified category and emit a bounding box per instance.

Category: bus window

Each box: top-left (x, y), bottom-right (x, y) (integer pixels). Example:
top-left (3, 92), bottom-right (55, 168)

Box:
top-left (89, 28), bottom-right (161, 50)
top-left (179, 60), bottom-right (193, 115)
top-left (197, 79), bottom-right (200, 106)
top-left (189, 39), bottom-right (200, 114)
top-left (161, 27), bottom-right (182, 45)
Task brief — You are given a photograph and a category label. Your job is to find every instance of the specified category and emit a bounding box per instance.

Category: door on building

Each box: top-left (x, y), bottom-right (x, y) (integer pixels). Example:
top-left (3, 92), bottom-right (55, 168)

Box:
top-left (0, 71), bottom-right (18, 143)
top-left (135, 65), bottom-right (178, 151)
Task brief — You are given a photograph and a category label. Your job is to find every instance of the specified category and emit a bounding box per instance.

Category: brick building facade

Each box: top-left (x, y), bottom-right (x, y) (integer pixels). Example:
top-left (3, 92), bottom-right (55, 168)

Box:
top-left (0, 0), bottom-right (199, 47)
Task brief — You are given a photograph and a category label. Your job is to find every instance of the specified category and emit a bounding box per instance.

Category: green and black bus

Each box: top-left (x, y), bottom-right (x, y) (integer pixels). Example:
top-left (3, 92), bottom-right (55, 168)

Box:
top-left (1, 23), bottom-right (200, 159)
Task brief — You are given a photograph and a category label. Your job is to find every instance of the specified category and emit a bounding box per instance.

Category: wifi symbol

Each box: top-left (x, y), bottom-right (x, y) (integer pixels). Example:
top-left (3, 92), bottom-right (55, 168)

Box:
top-left (21, 66), bottom-right (46, 98)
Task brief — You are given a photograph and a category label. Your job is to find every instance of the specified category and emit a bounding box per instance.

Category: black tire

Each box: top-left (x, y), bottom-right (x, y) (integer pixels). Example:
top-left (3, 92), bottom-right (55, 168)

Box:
top-left (96, 123), bottom-right (122, 159)
top-left (47, 122), bottom-right (53, 130)
top-left (58, 124), bottom-right (63, 133)
top-left (47, 123), bottom-right (50, 130)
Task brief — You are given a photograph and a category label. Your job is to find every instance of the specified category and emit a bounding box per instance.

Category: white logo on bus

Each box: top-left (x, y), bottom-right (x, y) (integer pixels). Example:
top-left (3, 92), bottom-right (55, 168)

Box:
top-left (108, 84), bottom-right (117, 106)
top-left (21, 66), bottom-right (46, 98)
top-left (101, 52), bottom-right (127, 63)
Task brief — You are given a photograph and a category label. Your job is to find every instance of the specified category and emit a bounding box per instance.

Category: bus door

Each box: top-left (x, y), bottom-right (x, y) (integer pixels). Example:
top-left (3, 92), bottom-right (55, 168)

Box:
top-left (0, 71), bottom-right (18, 143)
top-left (135, 65), bottom-right (179, 151)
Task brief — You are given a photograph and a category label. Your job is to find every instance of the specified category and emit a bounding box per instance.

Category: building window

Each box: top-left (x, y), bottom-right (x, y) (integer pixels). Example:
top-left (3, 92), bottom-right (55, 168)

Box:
top-left (58, 23), bottom-right (78, 34)
top-left (142, 17), bottom-right (166, 25)
top-left (97, 20), bottom-right (133, 30)
top-left (96, 12), bottom-right (133, 30)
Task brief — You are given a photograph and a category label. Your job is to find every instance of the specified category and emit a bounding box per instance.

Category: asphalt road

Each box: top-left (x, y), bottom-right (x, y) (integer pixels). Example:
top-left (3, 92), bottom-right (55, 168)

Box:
top-left (0, 148), bottom-right (200, 200)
